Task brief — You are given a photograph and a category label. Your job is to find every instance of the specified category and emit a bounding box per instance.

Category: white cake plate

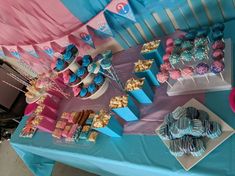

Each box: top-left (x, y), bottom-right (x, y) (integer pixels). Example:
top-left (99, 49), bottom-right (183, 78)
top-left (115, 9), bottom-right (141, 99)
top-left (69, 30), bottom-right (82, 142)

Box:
top-left (167, 39), bottom-right (233, 96)
top-left (57, 52), bottom-right (80, 74)
top-left (155, 98), bottom-right (234, 171)
top-left (70, 73), bottom-right (95, 87)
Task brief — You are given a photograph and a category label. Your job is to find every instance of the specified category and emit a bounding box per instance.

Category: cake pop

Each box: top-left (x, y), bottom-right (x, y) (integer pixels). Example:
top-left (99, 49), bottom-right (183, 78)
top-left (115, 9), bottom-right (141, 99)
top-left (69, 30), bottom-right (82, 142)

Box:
top-left (169, 54), bottom-right (180, 67)
top-left (160, 62), bottom-right (172, 72)
top-left (169, 69), bottom-right (183, 85)
top-left (212, 40), bottom-right (225, 50)
top-left (156, 72), bottom-right (172, 88)
top-left (212, 49), bottom-right (224, 60)
top-left (163, 54), bottom-right (170, 62)
top-left (166, 46), bottom-right (174, 54)
top-left (166, 38), bottom-right (174, 46)
top-left (196, 62), bottom-right (209, 83)
top-left (182, 66), bottom-right (196, 86)
top-left (210, 60), bottom-right (225, 81)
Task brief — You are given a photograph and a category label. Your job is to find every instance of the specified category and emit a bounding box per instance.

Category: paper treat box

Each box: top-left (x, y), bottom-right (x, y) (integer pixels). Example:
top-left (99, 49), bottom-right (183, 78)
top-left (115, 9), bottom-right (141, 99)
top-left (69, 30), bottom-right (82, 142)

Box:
top-left (92, 110), bottom-right (123, 137)
top-left (134, 59), bottom-right (160, 86)
top-left (141, 40), bottom-right (164, 67)
top-left (126, 78), bottom-right (155, 104)
top-left (110, 95), bottom-right (140, 121)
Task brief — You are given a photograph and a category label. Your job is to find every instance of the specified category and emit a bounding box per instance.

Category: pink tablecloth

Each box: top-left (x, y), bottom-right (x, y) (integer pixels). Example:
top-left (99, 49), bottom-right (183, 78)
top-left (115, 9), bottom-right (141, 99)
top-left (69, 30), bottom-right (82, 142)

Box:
top-left (58, 45), bottom-right (204, 135)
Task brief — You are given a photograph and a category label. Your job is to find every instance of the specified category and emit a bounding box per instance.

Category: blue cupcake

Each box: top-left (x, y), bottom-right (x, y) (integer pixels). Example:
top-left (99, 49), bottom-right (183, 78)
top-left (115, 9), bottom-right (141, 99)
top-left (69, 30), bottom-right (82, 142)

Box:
top-left (82, 55), bottom-right (92, 67)
top-left (66, 44), bottom-right (78, 54)
top-left (88, 83), bottom-right (97, 94)
top-left (79, 88), bottom-right (88, 97)
top-left (69, 73), bottom-right (78, 84)
top-left (94, 74), bottom-right (104, 86)
top-left (76, 66), bottom-right (87, 78)
top-left (63, 51), bottom-right (73, 63)
top-left (56, 58), bottom-right (67, 71)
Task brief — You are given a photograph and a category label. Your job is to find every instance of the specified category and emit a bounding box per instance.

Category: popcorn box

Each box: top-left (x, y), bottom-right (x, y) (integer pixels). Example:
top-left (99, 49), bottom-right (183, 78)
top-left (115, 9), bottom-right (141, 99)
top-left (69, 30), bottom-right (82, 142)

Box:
top-left (112, 96), bottom-right (140, 121)
top-left (141, 43), bottom-right (164, 67)
top-left (135, 60), bottom-right (160, 86)
top-left (92, 116), bottom-right (123, 137)
top-left (127, 79), bottom-right (155, 104)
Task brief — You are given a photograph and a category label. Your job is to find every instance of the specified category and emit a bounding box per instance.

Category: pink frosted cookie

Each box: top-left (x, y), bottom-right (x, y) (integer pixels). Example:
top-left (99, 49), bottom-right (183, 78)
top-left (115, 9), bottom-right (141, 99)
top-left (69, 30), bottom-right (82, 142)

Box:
top-left (166, 38), bottom-right (174, 46)
top-left (160, 62), bottom-right (171, 72)
top-left (169, 69), bottom-right (181, 80)
top-left (212, 40), bottom-right (225, 50)
top-left (212, 49), bottom-right (224, 60)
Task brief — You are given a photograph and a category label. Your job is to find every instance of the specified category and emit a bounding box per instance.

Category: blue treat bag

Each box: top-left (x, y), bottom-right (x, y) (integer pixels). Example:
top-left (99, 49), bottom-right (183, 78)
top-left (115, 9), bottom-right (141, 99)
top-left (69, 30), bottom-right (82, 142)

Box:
top-left (134, 59), bottom-right (160, 86)
top-left (141, 40), bottom-right (164, 67)
top-left (126, 78), bottom-right (155, 104)
top-left (110, 95), bottom-right (140, 121)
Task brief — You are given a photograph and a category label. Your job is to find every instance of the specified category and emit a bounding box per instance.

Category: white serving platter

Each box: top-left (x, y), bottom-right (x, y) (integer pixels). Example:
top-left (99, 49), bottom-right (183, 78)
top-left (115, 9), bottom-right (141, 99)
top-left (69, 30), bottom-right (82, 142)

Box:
top-left (155, 98), bottom-right (234, 171)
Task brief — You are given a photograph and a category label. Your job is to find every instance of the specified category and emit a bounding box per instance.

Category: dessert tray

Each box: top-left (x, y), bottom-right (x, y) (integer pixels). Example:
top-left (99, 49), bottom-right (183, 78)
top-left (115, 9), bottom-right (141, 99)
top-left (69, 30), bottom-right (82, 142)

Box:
top-left (167, 39), bottom-right (233, 96)
top-left (155, 98), bottom-right (234, 171)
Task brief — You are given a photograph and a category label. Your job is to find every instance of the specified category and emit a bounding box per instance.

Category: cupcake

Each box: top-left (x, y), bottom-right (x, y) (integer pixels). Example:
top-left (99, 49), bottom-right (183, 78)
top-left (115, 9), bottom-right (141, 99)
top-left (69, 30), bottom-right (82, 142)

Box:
top-left (79, 88), bottom-right (89, 98)
top-left (88, 83), bottom-right (97, 94)
top-left (66, 44), bottom-right (78, 55)
top-left (82, 55), bottom-right (92, 67)
top-left (69, 73), bottom-right (80, 85)
top-left (76, 66), bottom-right (88, 79)
top-left (63, 51), bottom-right (74, 63)
top-left (94, 74), bottom-right (104, 86)
top-left (55, 58), bottom-right (67, 71)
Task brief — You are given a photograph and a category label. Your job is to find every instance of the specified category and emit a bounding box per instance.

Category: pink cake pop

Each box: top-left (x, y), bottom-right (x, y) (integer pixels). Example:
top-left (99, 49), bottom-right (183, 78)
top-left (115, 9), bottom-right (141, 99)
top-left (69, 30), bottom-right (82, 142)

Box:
top-left (212, 49), bottom-right (224, 60)
top-left (182, 66), bottom-right (196, 86)
top-left (156, 72), bottom-right (172, 88)
top-left (169, 69), bottom-right (183, 85)
top-left (166, 38), bottom-right (174, 47)
top-left (166, 46), bottom-right (174, 54)
top-left (160, 62), bottom-right (172, 72)
top-left (212, 40), bottom-right (225, 50)
top-left (163, 54), bottom-right (170, 62)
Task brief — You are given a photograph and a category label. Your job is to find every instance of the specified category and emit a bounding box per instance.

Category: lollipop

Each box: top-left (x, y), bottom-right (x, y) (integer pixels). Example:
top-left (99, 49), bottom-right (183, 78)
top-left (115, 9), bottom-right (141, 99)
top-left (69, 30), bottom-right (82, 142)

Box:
top-left (156, 72), bottom-right (172, 88)
top-left (182, 66), bottom-right (196, 86)
top-left (212, 49), bottom-right (224, 60)
top-left (160, 62), bottom-right (172, 72)
top-left (194, 47), bottom-right (208, 61)
top-left (194, 37), bottom-right (208, 48)
top-left (210, 60), bottom-right (225, 81)
top-left (196, 62), bottom-right (209, 83)
top-left (169, 69), bottom-right (183, 85)
top-left (181, 50), bottom-right (193, 62)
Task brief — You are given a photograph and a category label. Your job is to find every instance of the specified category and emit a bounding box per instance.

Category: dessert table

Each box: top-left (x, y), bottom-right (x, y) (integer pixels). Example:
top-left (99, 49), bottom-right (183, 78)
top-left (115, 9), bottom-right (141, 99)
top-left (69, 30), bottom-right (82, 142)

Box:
top-left (10, 21), bottom-right (235, 176)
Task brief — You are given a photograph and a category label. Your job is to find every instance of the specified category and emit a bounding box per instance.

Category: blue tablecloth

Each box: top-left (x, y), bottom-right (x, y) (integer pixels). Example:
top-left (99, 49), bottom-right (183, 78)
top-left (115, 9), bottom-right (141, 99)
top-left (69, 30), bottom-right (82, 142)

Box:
top-left (11, 20), bottom-right (235, 176)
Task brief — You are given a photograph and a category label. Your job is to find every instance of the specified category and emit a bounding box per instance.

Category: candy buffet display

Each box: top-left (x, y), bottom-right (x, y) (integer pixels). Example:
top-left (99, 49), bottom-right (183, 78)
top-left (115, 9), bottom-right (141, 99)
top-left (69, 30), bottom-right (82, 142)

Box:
top-left (156, 98), bottom-right (234, 171)
top-left (158, 23), bottom-right (232, 96)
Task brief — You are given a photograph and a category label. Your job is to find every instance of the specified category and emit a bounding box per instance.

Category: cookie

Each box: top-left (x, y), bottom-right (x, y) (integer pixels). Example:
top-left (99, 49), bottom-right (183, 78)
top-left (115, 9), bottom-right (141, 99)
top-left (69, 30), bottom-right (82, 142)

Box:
top-left (159, 124), bottom-right (173, 140)
top-left (176, 117), bottom-right (192, 135)
top-left (190, 138), bottom-right (205, 157)
top-left (198, 110), bottom-right (209, 121)
top-left (190, 119), bottom-right (204, 137)
top-left (172, 107), bottom-right (187, 120)
top-left (164, 113), bottom-right (175, 125)
top-left (206, 121), bottom-right (222, 139)
top-left (169, 140), bottom-right (184, 157)
top-left (186, 107), bottom-right (199, 119)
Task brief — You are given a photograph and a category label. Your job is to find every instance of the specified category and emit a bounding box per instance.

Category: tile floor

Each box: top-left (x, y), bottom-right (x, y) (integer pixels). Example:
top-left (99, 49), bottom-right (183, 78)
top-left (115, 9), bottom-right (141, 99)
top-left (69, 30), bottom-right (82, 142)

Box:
top-left (0, 141), bottom-right (96, 176)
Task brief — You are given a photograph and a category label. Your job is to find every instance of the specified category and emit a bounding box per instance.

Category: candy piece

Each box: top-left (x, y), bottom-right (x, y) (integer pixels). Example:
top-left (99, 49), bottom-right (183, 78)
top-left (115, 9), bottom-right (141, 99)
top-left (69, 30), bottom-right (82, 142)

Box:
top-left (210, 60), bottom-right (225, 73)
top-left (160, 62), bottom-right (171, 72)
top-left (62, 125), bottom-right (72, 137)
top-left (169, 54), bottom-right (180, 66)
top-left (194, 47), bottom-right (208, 61)
top-left (174, 38), bottom-right (183, 46)
top-left (156, 72), bottom-right (169, 83)
top-left (212, 31), bottom-right (224, 41)
top-left (172, 106), bottom-right (187, 120)
top-left (198, 110), bottom-right (209, 121)
top-left (52, 129), bottom-right (62, 139)
top-left (79, 125), bottom-right (91, 140)
top-left (195, 62), bottom-right (209, 75)
top-left (56, 120), bottom-right (67, 129)
top-left (186, 107), bottom-right (199, 119)
top-left (88, 131), bottom-right (99, 142)
top-left (212, 40), bottom-right (225, 50)
top-left (194, 37), bottom-right (208, 48)
top-left (212, 23), bottom-right (225, 32)
top-left (61, 112), bottom-right (70, 120)
top-left (68, 112), bottom-right (79, 124)
top-left (181, 50), bottom-right (193, 62)
top-left (67, 124), bottom-right (79, 138)
top-left (181, 41), bottom-right (193, 51)
top-left (85, 113), bottom-right (95, 125)
top-left (169, 69), bottom-right (181, 80)
top-left (163, 54), bottom-right (170, 62)
top-left (212, 49), bottom-right (224, 60)
top-left (166, 38), bottom-right (174, 46)
top-left (182, 66), bottom-right (194, 78)
top-left (166, 46), bottom-right (174, 54)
